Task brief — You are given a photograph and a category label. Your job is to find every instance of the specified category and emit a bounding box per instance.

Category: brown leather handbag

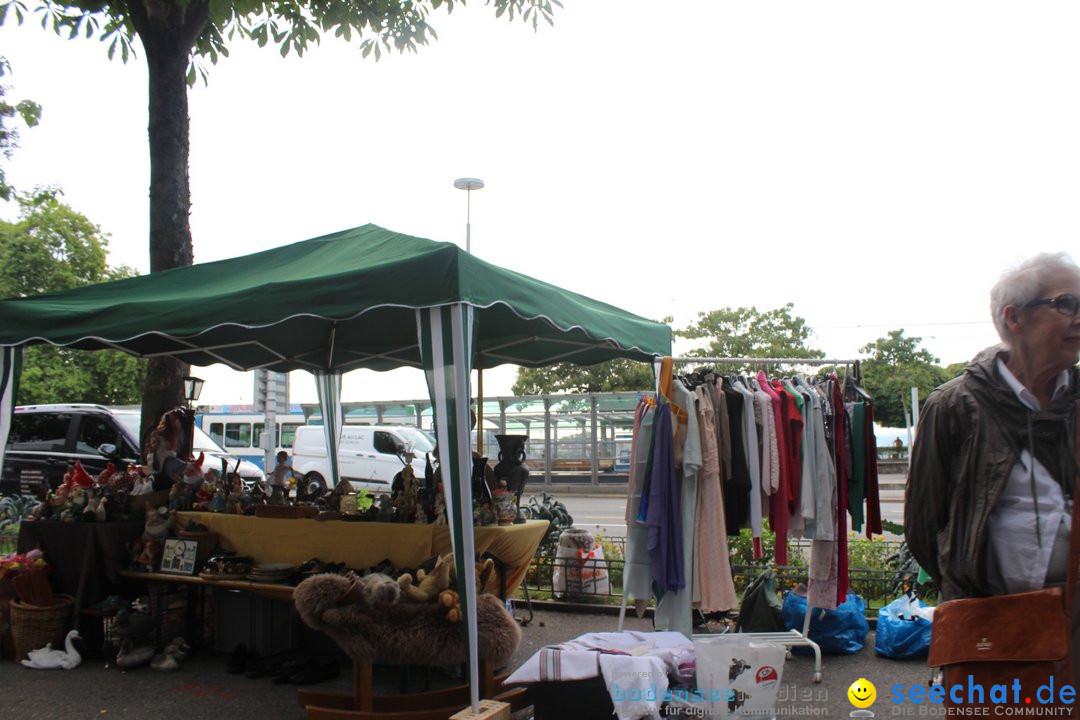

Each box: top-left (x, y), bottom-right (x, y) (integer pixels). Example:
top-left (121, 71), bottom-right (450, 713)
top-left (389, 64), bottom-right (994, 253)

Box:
top-left (927, 400), bottom-right (1080, 715)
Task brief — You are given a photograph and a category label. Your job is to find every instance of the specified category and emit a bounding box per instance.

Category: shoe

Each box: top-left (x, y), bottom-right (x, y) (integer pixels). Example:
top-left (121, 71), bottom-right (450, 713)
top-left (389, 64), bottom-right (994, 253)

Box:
top-left (270, 657), bottom-right (308, 684)
top-left (298, 558), bottom-right (325, 574)
top-left (226, 643), bottom-right (247, 674)
top-left (290, 658), bottom-right (340, 685)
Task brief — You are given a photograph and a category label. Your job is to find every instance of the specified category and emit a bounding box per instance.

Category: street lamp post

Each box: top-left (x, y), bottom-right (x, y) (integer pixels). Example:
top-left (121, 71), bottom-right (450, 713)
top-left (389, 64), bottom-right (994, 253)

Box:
top-left (453, 177), bottom-right (484, 254)
top-left (181, 375), bottom-right (204, 461)
top-left (453, 177), bottom-right (485, 453)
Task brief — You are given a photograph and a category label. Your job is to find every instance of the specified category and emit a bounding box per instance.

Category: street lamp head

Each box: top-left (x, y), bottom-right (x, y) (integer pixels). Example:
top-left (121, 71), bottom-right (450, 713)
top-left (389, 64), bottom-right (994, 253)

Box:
top-left (453, 177), bottom-right (485, 191)
top-left (183, 375), bottom-right (204, 404)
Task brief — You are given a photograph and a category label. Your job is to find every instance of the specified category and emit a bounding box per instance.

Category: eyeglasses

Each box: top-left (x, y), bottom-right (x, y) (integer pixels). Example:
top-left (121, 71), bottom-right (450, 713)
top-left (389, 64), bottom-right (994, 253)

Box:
top-left (1022, 293), bottom-right (1080, 317)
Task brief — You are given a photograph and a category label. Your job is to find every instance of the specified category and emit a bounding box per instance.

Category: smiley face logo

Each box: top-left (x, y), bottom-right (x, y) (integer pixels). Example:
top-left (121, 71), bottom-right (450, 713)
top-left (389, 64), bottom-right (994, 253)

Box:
top-left (847, 678), bottom-right (877, 708)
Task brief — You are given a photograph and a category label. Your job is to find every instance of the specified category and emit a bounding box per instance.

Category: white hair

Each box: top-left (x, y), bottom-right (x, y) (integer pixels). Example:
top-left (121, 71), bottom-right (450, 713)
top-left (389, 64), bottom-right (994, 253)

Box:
top-left (990, 252), bottom-right (1080, 343)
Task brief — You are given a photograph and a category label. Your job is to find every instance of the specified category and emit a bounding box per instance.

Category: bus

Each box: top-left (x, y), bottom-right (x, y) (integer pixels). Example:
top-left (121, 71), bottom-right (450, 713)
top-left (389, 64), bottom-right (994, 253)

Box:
top-left (613, 431), bottom-right (633, 472)
top-left (195, 405), bottom-right (307, 471)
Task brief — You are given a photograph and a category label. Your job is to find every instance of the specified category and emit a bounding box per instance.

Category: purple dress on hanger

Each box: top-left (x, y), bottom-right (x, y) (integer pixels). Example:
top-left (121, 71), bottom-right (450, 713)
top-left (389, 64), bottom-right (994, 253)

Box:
top-left (645, 402), bottom-right (684, 593)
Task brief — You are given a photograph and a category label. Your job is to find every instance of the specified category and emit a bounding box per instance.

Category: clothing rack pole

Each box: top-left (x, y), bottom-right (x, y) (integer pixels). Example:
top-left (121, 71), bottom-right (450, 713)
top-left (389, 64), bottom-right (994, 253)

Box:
top-left (667, 356), bottom-right (857, 684)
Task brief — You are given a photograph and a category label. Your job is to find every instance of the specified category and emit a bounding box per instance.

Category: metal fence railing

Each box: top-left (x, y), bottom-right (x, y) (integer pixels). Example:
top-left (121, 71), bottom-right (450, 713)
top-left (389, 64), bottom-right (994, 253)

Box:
top-left (520, 536), bottom-right (928, 613)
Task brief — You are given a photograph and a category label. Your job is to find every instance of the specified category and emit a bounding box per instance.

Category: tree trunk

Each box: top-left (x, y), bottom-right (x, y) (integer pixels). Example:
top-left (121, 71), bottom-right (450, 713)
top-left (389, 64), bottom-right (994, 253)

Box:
top-left (127, 0), bottom-right (208, 447)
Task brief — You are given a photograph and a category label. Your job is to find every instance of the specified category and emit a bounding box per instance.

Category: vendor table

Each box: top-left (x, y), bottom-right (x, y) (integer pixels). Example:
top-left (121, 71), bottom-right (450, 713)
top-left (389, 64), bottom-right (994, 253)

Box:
top-left (17, 520), bottom-right (144, 618)
top-left (177, 513), bottom-right (549, 595)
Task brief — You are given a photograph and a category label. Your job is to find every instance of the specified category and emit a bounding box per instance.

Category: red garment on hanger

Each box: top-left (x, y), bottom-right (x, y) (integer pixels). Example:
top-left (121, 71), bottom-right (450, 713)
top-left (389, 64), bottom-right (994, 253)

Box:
top-left (757, 371), bottom-right (788, 565)
top-left (771, 381), bottom-right (804, 515)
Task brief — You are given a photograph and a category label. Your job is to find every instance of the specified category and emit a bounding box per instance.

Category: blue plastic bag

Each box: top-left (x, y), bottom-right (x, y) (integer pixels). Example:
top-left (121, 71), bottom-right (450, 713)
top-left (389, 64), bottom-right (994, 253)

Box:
top-left (874, 595), bottom-right (933, 659)
top-left (781, 591), bottom-right (869, 655)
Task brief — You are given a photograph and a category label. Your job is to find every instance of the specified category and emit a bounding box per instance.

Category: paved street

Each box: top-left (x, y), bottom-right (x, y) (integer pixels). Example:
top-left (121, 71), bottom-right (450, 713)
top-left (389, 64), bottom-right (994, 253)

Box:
top-left (0, 606), bottom-right (932, 720)
top-left (552, 474), bottom-right (908, 540)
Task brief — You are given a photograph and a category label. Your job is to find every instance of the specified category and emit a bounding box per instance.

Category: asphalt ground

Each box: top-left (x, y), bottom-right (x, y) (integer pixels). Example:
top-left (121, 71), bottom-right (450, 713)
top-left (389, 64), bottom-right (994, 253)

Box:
top-left (0, 605), bottom-right (932, 720)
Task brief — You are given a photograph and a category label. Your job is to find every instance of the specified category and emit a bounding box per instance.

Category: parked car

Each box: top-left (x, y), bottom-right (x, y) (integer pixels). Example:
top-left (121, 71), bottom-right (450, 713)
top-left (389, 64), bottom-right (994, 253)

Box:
top-left (0, 404), bottom-right (265, 497)
top-left (290, 424), bottom-right (434, 496)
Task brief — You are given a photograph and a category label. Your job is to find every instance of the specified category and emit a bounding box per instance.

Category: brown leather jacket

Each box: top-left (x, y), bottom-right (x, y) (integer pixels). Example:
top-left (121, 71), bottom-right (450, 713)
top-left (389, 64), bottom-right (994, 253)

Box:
top-left (904, 346), bottom-right (1079, 600)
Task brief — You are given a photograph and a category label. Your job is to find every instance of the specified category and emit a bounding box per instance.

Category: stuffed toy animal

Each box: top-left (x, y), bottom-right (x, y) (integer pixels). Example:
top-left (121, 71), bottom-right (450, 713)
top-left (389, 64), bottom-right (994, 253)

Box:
top-left (446, 554), bottom-right (495, 595)
top-left (439, 589), bottom-right (463, 623)
top-left (440, 555), bottom-right (496, 622)
top-left (337, 572), bottom-right (401, 608)
top-left (397, 553), bottom-right (451, 603)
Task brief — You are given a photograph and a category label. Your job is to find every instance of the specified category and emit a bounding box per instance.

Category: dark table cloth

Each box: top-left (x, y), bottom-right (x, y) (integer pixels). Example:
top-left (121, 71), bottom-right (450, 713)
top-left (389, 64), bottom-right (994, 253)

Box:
top-left (17, 520), bottom-right (144, 614)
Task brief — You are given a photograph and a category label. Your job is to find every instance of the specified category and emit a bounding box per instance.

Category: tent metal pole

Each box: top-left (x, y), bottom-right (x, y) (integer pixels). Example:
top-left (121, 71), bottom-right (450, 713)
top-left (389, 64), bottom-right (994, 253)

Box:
top-left (477, 357), bottom-right (484, 455)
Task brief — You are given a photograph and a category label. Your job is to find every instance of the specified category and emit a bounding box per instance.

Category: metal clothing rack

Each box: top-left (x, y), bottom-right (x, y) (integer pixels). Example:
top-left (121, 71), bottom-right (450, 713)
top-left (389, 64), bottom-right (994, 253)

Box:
top-left (618, 356), bottom-right (863, 684)
top-left (667, 356), bottom-right (860, 367)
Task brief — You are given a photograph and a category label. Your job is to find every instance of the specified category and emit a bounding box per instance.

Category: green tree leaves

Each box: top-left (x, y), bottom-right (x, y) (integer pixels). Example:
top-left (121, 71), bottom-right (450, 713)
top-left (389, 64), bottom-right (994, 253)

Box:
top-left (511, 358), bottom-right (654, 396)
top-left (18, 345), bottom-right (145, 405)
top-left (513, 305), bottom-right (827, 395)
top-left (675, 303), bottom-right (825, 367)
top-left (0, 57), bottom-right (41, 201)
top-left (512, 307), bottom-right (966, 425)
top-left (858, 329), bottom-right (949, 428)
top-left (0, 192), bottom-right (146, 405)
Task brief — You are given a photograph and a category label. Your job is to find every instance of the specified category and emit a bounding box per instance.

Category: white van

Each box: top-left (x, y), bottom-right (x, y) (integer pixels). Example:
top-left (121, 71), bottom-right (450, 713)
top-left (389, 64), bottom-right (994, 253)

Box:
top-left (290, 425), bottom-right (435, 495)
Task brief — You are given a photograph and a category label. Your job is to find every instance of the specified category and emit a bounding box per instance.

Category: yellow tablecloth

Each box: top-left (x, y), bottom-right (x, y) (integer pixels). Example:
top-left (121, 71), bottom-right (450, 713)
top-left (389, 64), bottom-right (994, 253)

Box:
top-left (435, 521), bottom-right (550, 594)
top-left (177, 513), bottom-right (548, 595)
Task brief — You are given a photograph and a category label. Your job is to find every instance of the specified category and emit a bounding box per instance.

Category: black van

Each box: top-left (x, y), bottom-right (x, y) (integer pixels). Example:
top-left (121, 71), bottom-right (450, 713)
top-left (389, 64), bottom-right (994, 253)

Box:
top-left (1, 404), bottom-right (265, 497)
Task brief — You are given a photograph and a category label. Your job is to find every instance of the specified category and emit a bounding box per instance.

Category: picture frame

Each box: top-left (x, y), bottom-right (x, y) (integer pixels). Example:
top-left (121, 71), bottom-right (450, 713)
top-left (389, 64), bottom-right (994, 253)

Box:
top-left (160, 537), bottom-right (199, 575)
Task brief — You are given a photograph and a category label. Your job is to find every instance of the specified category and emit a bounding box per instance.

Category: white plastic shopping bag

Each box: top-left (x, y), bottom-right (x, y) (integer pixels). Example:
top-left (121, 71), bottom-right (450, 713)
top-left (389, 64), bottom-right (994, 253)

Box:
top-left (552, 529), bottom-right (610, 598)
top-left (693, 636), bottom-right (786, 718)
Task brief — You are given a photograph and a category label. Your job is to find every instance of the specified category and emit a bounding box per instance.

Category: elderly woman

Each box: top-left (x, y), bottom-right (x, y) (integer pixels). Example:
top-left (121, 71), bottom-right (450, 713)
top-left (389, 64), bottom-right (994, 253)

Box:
top-left (907, 253), bottom-right (1080, 601)
top-left (906, 252), bottom-right (1080, 609)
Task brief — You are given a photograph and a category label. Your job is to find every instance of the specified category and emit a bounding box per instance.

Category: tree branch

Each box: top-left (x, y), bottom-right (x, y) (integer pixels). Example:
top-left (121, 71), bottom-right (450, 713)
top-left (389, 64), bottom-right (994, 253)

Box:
top-left (124, 0), bottom-right (209, 56)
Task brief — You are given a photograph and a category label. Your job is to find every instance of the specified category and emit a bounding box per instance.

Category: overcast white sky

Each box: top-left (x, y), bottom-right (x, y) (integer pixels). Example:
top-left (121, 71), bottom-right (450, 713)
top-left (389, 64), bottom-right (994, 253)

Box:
top-left (2, 1), bottom-right (1077, 405)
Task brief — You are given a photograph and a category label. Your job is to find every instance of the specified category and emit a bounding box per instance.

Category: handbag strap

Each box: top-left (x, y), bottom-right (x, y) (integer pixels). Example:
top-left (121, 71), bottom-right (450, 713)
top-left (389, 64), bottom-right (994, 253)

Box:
top-left (1068, 398), bottom-right (1080, 607)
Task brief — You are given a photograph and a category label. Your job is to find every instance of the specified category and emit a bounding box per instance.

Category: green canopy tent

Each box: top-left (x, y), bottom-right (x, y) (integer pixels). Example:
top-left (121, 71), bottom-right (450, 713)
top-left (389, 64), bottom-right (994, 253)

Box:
top-left (0, 223), bottom-right (671, 711)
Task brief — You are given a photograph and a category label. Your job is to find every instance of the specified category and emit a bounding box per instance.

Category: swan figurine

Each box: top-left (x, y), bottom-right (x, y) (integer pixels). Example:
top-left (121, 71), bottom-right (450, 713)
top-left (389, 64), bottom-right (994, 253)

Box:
top-left (21, 629), bottom-right (82, 670)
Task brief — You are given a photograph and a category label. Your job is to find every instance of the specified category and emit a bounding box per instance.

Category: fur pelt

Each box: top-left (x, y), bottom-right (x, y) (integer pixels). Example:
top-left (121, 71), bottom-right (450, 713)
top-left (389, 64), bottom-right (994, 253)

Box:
top-left (293, 573), bottom-right (521, 667)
